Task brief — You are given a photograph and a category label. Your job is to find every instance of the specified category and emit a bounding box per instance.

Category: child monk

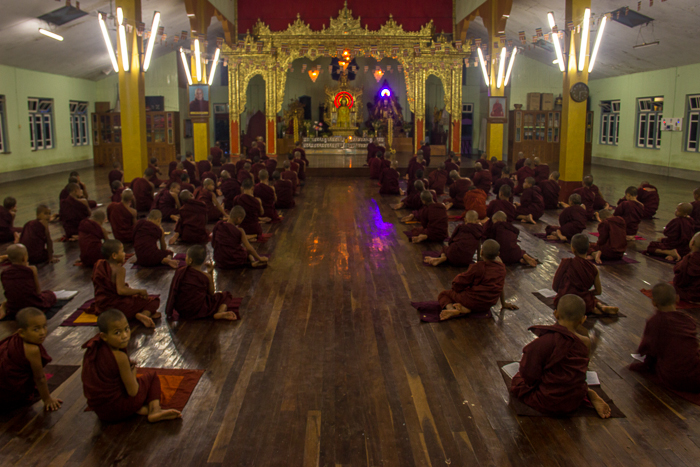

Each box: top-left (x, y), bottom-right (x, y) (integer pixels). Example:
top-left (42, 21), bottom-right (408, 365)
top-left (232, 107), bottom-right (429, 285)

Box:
top-left (147, 157), bottom-right (165, 186)
top-left (107, 189), bottom-right (137, 243)
top-left (108, 161), bottom-right (124, 185)
top-left (111, 180), bottom-right (125, 203)
top-left (152, 182), bottom-right (181, 222)
top-left (532, 157), bottom-right (550, 183)
top-left (69, 171), bottom-right (97, 208)
top-left (545, 193), bottom-right (587, 242)
top-left (0, 197), bottom-right (22, 244)
top-left (60, 182), bottom-right (91, 240)
top-left (614, 186), bottom-right (645, 240)
top-left (392, 180), bottom-right (428, 211)
top-left (220, 171), bottom-right (241, 211)
top-left (179, 172), bottom-right (195, 193)
top-left (194, 178), bottom-right (227, 222)
top-left (406, 152), bottom-right (425, 181)
top-left (484, 211), bottom-right (538, 266)
top-left (637, 181), bottom-right (660, 219)
top-left (131, 170), bottom-right (156, 212)
top-left (691, 187), bottom-right (700, 232)
top-left (426, 162), bottom-right (448, 196)
top-left (514, 177), bottom-right (545, 224)
top-left (238, 162), bottom-right (253, 184)
top-left (273, 171), bottom-right (295, 209)
top-left (437, 239), bottom-right (518, 320)
top-left (281, 160), bottom-right (299, 194)
top-left (514, 158), bottom-right (535, 195)
top-left (588, 175), bottom-right (610, 210)
top-left (492, 167), bottom-right (514, 198)
top-left (369, 153), bottom-right (386, 180)
top-left (460, 186), bottom-right (488, 221)
top-left (571, 176), bottom-right (597, 221)
top-left (19, 205), bottom-right (58, 264)
top-left (672, 232), bottom-right (700, 303)
top-left (0, 308), bottom-right (62, 412)
top-left (234, 178), bottom-right (265, 241)
top-left (212, 206), bottom-right (269, 269)
top-left (552, 234), bottom-right (618, 316)
top-left (379, 160), bottom-right (403, 195)
top-left (0, 244), bottom-right (57, 319)
top-left (407, 169), bottom-right (429, 196)
top-left (401, 191), bottom-right (449, 244)
top-left (165, 245), bottom-right (240, 321)
top-left (81, 309), bottom-right (181, 422)
top-left (487, 185), bottom-right (517, 222)
top-left (444, 153), bottom-right (460, 177)
top-left (630, 282), bottom-right (700, 393)
top-left (538, 171), bottom-right (561, 210)
top-left (133, 210), bottom-right (179, 268)
top-left (472, 162), bottom-right (493, 194)
top-left (424, 210), bottom-right (482, 267)
top-left (79, 211), bottom-right (110, 268)
top-left (251, 156), bottom-right (266, 183)
top-left (587, 210), bottom-right (627, 264)
top-left (510, 294), bottom-right (611, 418)
top-left (169, 191), bottom-right (209, 245)
top-left (447, 171), bottom-right (472, 209)
top-left (646, 203), bottom-right (695, 261)
top-left (88, 240), bottom-right (161, 328)
top-left (254, 169), bottom-right (279, 222)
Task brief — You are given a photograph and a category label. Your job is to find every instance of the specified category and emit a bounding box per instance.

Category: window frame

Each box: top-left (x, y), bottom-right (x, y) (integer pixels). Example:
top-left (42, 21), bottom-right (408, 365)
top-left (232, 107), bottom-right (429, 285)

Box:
top-left (69, 100), bottom-right (89, 147)
top-left (28, 98), bottom-right (54, 151)
top-left (686, 94), bottom-right (700, 152)
top-left (635, 96), bottom-right (663, 149)
top-left (599, 100), bottom-right (620, 146)
top-left (0, 95), bottom-right (7, 153)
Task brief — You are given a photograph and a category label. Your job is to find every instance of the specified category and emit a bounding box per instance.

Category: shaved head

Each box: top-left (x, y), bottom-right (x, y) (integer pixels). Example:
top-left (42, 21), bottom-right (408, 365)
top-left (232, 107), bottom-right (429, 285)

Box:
top-left (101, 239), bottom-right (122, 260)
top-left (499, 185), bottom-right (512, 199)
top-left (583, 175), bottom-right (593, 187)
top-left (493, 211), bottom-right (507, 222)
top-left (571, 233), bottom-right (589, 255)
top-left (6, 244), bottom-right (27, 263)
top-left (121, 188), bottom-right (134, 202)
top-left (414, 180), bottom-right (425, 192)
top-left (187, 244), bottom-right (207, 266)
top-left (230, 205), bottom-right (246, 221)
top-left (481, 239), bottom-right (500, 260)
top-left (569, 193), bottom-right (582, 205)
top-left (449, 170), bottom-right (460, 180)
top-left (242, 178), bottom-right (254, 190)
top-left (557, 295), bottom-right (586, 322)
top-left (203, 178), bottom-right (215, 189)
top-left (598, 209), bottom-right (612, 221)
top-left (220, 170), bottom-right (230, 179)
top-left (97, 309), bottom-right (126, 333)
top-left (625, 186), bottom-right (638, 197)
top-left (465, 210), bottom-right (479, 222)
top-left (148, 209), bottom-right (162, 221)
top-left (652, 282), bottom-right (676, 308)
top-left (179, 190), bottom-right (193, 202)
top-left (474, 162), bottom-right (482, 170)
top-left (678, 202), bottom-right (693, 216)
top-left (259, 169), bottom-right (269, 181)
top-left (16, 307), bottom-right (45, 330)
top-left (420, 190), bottom-right (434, 204)
top-left (550, 171), bottom-right (560, 181)
top-left (92, 210), bottom-right (106, 222)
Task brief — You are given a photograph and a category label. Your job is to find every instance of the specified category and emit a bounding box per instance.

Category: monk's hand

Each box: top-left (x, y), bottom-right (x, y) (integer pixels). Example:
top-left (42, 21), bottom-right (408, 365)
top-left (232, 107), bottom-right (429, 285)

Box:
top-left (50, 256), bottom-right (61, 264)
top-left (139, 290), bottom-right (149, 299)
top-left (501, 302), bottom-right (518, 311)
top-left (44, 397), bottom-right (63, 411)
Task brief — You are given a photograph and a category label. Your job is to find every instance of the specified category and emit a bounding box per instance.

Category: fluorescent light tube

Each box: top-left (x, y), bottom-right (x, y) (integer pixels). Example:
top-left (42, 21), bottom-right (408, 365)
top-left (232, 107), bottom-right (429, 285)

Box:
top-left (143, 11), bottom-right (160, 71)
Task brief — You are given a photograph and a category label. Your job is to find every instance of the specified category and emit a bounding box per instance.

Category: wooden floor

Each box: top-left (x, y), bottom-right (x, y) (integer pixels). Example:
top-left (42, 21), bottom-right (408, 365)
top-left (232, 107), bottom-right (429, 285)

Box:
top-left (1, 165), bottom-right (699, 467)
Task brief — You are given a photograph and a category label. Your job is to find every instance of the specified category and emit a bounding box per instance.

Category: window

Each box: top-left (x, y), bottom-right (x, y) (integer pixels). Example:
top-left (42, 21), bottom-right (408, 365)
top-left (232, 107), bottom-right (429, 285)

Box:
top-left (599, 100), bottom-right (620, 145)
top-left (70, 101), bottom-right (89, 146)
top-left (28, 98), bottom-right (54, 150)
top-left (686, 94), bottom-right (700, 152)
top-left (0, 95), bottom-right (7, 153)
top-left (636, 96), bottom-right (663, 149)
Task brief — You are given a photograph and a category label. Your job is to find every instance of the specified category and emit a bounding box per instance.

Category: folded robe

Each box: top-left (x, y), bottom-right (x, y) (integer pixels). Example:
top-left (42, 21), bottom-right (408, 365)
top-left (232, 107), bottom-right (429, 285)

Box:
top-left (515, 158), bottom-right (526, 170)
top-left (81, 335), bottom-right (161, 422)
top-left (637, 183), bottom-right (660, 219)
top-left (448, 179), bottom-right (472, 209)
top-left (233, 194), bottom-right (263, 237)
top-left (250, 163), bottom-right (265, 183)
top-left (0, 334), bottom-right (51, 410)
top-left (515, 186), bottom-right (545, 221)
top-left (152, 188), bottom-right (179, 221)
top-left (472, 170), bottom-right (492, 194)
top-left (197, 160), bottom-right (212, 177)
top-left (221, 178), bottom-right (242, 211)
top-left (0, 264), bottom-right (57, 317)
top-left (193, 187), bottom-right (223, 222)
top-left (274, 179), bottom-right (295, 209)
top-left (265, 159), bottom-right (278, 174)
top-left (487, 198), bottom-right (517, 222)
top-left (510, 324), bottom-right (590, 415)
top-left (483, 221), bottom-right (525, 264)
top-left (133, 219), bottom-right (172, 267)
top-left (379, 168), bottom-right (401, 195)
top-left (646, 217), bottom-right (695, 258)
top-left (444, 223), bottom-right (482, 266)
top-left (538, 180), bottom-right (561, 210)
top-left (0, 206), bottom-right (21, 243)
top-left (212, 221), bottom-right (250, 269)
top-left (107, 202), bottom-right (135, 243)
top-left (475, 158), bottom-right (489, 170)
top-left (673, 251), bottom-right (700, 303)
top-left (165, 266), bottom-right (240, 320)
top-left (19, 219), bottom-right (49, 264)
top-left (573, 187), bottom-right (597, 221)
top-left (222, 163), bottom-right (237, 175)
top-left (588, 216), bottom-right (627, 261)
top-left (552, 256), bottom-right (598, 315)
top-left (545, 205), bottom-right (587, 240)
top-left (79, 218), bottom-right (107, 267)
top-left (130, 177), bottom-right (155, 212)
top-left (437, 261), bottom-right (506, 312)
top-left (174, 199), bottom-right (209, 244)
top-left (614, 199), bottom-right (645, 236)
top-left (87, 260), bottom-right (160, 319)
top-left (60, 196), bottom-right (91, 238)
top-left (408, 203), bottom-right (448, 242)
top-left (237, 169), bottom-right (252, 184)
top-left (201, 171), bottom-right (217, 184)
top-left (254, 182), bottom-right (279, 221)
top-left (427, 169), bottom-right (449, 196)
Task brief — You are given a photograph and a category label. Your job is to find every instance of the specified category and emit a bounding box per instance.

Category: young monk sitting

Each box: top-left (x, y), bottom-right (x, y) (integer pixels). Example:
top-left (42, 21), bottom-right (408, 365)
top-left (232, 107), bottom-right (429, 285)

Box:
top-left (131, 170), bottom-right (156, 212)
top-left (237, 162), bottom-right (253, 184)
top-left (0, 308), bottom-right (62, 412)
top-left (169, 190), bottom-right (209, 245)
top-left (111, 180), bottom-right (125, 203)
top-left (212, 206), bottom-right (269, 269)
top-left (369, 153), bottom-right (386, 180)
top-left (444, 153), bottom-right (460, 177)
top-left (484, 211), bottom-right (538, 266)
top-left (533, 157), bottom-right (550, 183)
top-left (637, 181), bottom-right (660, 219)
top-left (64, 172), bottom-right (97, 208)
top-left (424, 210), bottom-right (482, 267)
top-left (514, 177), bottom-right (545, 224)
top-left (406, 152), bottom-right (425, 181)
top-left (545, 193), bottom-right (587, 242)
top-left (407, 169), bottom-right (429, 196)
top-left (490, 157), bottom-right (506, 179)
top-left (645, 203), bottom-right (695, 261)
top-left (294, 151), bottom-right (307, 184)
top-left (514, 151), bottom-right (526, 170)
top-left (447, 171), bottom-right (472, 209)
top-left (538, 171), bottom-right (562, 210)
top-left (79, 211), bottom-right (110, 268)
top-left (379, 160), bottom-right (403, 195)
top-left (487, 185), bottom-right (517, 222)
top-left (234, 178), bottom-right (266, 241)
top-left (88, 240), bottom-right (161, 328)
top-left (552, 234), bottom-right (618, 316)
top-left (427, 162), bottom-right (449, 196)
top-left (108, 161), bottom-right (124, 185)
top-left (152, 182), bottom-right (181, 222)
top-left (19, 205), bottom-right (58, 264)
top-left (392, 180), bottom-right (430, 211)
top-left (179, 172), bottom-right (195, 194)
top-left (472, 162), bottom-right (493, 194)
top-left (81, 309), bottom-right (181, 422)
top-left (587, 210), bottom-right (627, 264)
top-left (220, 171), bottom-right (241, 211)
top-left (514, 158), bottom-right (535, 195)
top-left (107, 189), bottom-right (137, 244)
top-left (0, 197), bottom-right (22, 244)
top-left (281, 161), bottom-right (299, 195)
top-left (147, 157), bottom-right (165, 187)
top-left (437, 239), bottom-right (518, 320)
top-left (691, 187), bottom-right (700, 232)
top-left (510, 294), bottom-right (611, 418)
top-left (614, 186), bottom-right (646, 240)
top-left (401, 191), bottom-right (448, 244)
top-left (630, 282), bottom-right (700, 393)
top-left (166, 245), bottom-right (240, 321)
top-left (492, 167), bottom-right (514, 198)
top-left (571, 176), bottom-right (598, 221)
top-left (194, 178), bottom-right (227, 223)
top-left (60, 182), bottom-right (91, 240)
top-left (133, 210), bottom-right (179, 268)
top-left (254, 170), bottom-right (279, 222)
top-left (461, 186), bottom-right (488, 221)
top-left (272, 171), bottom-right (295, 209)
top-left (0, 244), bottom-right (57, 319)
top-left (673, 232), bottom-right (700, 303)
top-left (588, 175), bottom-right (610, 210)
top-left (182, 152), bottom-right (199, 185)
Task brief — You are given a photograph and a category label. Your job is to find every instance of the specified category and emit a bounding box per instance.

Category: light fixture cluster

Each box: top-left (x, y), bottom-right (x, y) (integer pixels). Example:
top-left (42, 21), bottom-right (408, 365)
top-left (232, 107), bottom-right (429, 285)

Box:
top-left (98, 9), bottom-right (160, 73)
top-left (38, 28), bottom-right (63, 41)
top-left (548, 9), bottom-right (606, 74)
top-left (179, 39), bottom-right (222, 86)
top-left (477, 45), bottom-right (517, 88)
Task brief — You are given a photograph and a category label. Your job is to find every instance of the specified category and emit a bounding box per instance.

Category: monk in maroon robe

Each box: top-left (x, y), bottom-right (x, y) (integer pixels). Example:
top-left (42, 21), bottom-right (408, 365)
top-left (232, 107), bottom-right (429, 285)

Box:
top-left (237, 164), bottom-right (253, 184)
top-left (424, 211), bottom-right (483, 267)
top-left (589, 178), bottom-right (609, 210)
top-left (484, 212), bottom-right (537, 266)
top-left (19, 205), bottom-right (55, 264)
top-left (147, 158), bottom-right (165, 187)
top-left (673, 233), bottom-right (700, 302)
top-left (194, 179), bottom-right (226, 223)
top-left (366, 139), bottom-right (378, 164)
top-left (220, 171), bottom-right (241, 211)
top-left (444, 156), bottom-right (460, 180)
top-left (179, 173), bottom-right (195, 194)
top-left (234, 155), bottom-right (250, 173)
top-left (59, 183), bottom-right (91, 239)
top-left (171, 191), bottom-right (209, 244)
top-left (108, 162), bottom-right (124, 185)
top-left (406, 153), bottom-right (425, 181)
top-left (539, 172), bottom-right (562, 210)
top-left (545, 194), bottom-right (587, 241)
top-left (514, 153), bottom-right (526, 170)
top-left (492, 169), bottom-right (515, 198)
top-left (210, 142), bottom-right (223, 166)
top-left (379, 161), bottom-right (402, 195)
top-left (487, 186), bottom-right (517, 222)
top-left (0, 197), bottom-right (22, 244)
top-left (462, 186), bottom-right (488, 220)
top-left (515, 178), bottom-right (545, 224)
top-left (392, 180), bottom-right (429, 211)
top-left (587, 210), bottom-right (627, 263)
top-left (402, 191), bottom-right (448, 243)
top-left (490, 157), bottom-right (506, 179)
top-left (472, 163), bottom-right (493, 194)
top-left (447, 173), bottom-right (472, 209)
top-left (197, 160), bottom-right (212, 178)
top-left (571, 176), bottom-right (598, 221)
top-left (475, 157), bottom-right (489, 170)
top-left (407, 171), bottom-right (430, 197)
top-left (250, 161), bottom-right (266, 184)
top-left (63, 172), bottom-right (97, 208)
top-left (266, 158), bottom-right (278, 175)
top-left (369, 154), bottom-right (385, 179)
top-left (131, 171), bottom-right (156, 212)
top-left (0, 245), bottom-right (56, 318)
top-left (111, 181), bottom-right (125, 203)
top-left (533, 158), bottom-right (549, 183)
top-left (514, 159), bottom-right (535, 195)
top-left (273, 171), bottom-right (295, 209)
top-left (133, 211), bottom-right (178, 268)
top-left (152, 183), bottom-right (181, 222)
top-left (281, 161), bottom-right (299, 194)
top-left (427, 163), bottom-right (449, 196)
top-left (637, 181), bottom-right (660, 219)
top-left (614, 186), bottom-right (645, 237)
top-left (182, 153), bottom-right (199, 185)
top-left (646, 203), bottom-right (695, 261)
top-left (222, 162), bottom-right (237, 175)
top-left (254, 170), bottom-right (279, 222)
top-left (233, 178), bottom-right (264, 239)
top-left (79, 212), bottom-right (109, 268)
top-left (212, 207), bottom-right (268, 270)
top-left (107, 189), bottom-right (136, 243)
top-left (419, 141), bottom-right (431, 166)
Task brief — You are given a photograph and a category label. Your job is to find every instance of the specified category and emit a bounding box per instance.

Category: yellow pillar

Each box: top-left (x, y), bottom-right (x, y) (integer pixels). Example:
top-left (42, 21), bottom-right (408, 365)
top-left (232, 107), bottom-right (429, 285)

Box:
top-left (117, 0), bottom-right (147, 182)
top-left (190, 39), bottom-right (210, 162)
top-left (559, 0), bottom-right (591, 199)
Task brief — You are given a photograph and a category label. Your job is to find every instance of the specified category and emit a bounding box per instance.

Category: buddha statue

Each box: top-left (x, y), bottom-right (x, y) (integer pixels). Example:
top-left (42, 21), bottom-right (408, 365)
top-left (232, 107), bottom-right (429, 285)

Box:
top-left (337, 96), bottom-right (351, 128)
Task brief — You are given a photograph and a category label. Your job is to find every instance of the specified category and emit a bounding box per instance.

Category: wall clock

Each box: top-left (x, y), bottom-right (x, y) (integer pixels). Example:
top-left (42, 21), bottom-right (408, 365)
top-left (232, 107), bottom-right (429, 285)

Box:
top-left (570, 82), bottom-right (589, 103)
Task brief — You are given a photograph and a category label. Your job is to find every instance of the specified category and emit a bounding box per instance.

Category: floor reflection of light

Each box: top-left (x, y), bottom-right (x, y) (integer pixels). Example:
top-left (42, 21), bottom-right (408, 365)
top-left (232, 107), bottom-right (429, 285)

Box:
top-left (367, 199), bottom-right (394, 254)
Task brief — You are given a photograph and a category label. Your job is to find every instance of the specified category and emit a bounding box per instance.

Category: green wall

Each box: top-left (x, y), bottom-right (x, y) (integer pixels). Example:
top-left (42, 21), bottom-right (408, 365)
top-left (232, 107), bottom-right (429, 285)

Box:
top-left (508, 55), bottom-right (563, 111)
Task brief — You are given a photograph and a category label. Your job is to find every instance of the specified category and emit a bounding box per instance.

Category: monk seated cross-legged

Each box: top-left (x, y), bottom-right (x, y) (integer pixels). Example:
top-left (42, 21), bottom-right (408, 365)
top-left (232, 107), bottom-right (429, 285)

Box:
top-left (487, 185), bottom-right (517, 222)
top-left (107, 189), bottom-right (137, 244)
top-left (379, 160), bottom-right (403, 195)
top-left (19, 205), bottom-right (58, 264)
top-left (691, 187), bottom-right (700, 232)
top-left (272, 170), bottom-right (295, 209)
top-left (553, 234), bottom-right (618, 316)
top-left (490, 157), bottom-right (506, 179)
top-left (461, 186), bottom-right (489, 222)
top-left (424, 210), bottom-right (483, 267)
top-left (401, 191), bottom-right (449, 244)
top-left (237, 162), bottom-right (253, 185)
top-left (587, 209), bottom-right (627, 264)
top-left (166, 245), bottom-right (241, 321)
top-left (407, 169), bottom-right (429, 197)
top-left (492, 168), bottom-right (515, 199)
top-left (81, 309), bottom-right (181, 423)
top-left (447, 171), bottom-right (472, 210)
top-left (472, 162), bottom-right (493, 194)
top-left (427, 162), bottom-right (449, 196)
top-left (60, 171), bottom-right (97, 208)
top-left (588, 175), bottom-right (610, 211)
top-left (406, 152), bottom-right (425, 181)
top-left (0, 196), bottom-right (22, 244)
top-left (152, 182), bottom-right (181, 222)
top-left (614, 186), bottom-right (646, 240)
top-left (538, 171), bottom-right (562, 210)
top-left (673, 232), bottom-right (700, 303)
top-left (194, 178), bottom-right (227, 223)
top-left (108, 161), bottom-right (124, 186)
top-left (545, 193), bottom-right (587, 242)
top-left (220, 171), bottom-right (241, 211)
top-left (212, 206), bottom-right (269, 269)
top-left (569, 175), bottom-right (598, 221)
top-left (179, 172), bottom-right (195, 194)
top-left (369, 152), bottom-right (386, 180)
top-left (514, 177), bottom-right (545, 224)
top-left (254, 169), bottom-right (280, 222)
top-left (645, 203), bottom-right (695, 262)
top-left (234, 178), bottom-right (266, 241)
top-left (88, 240), bottom-right (161, 328)
top-left (484, 211), bottom-right (538, 267)
top-left (147, 157), bottom-right (165, 187)
top-left (281, 160), bottom-right (299, 195)
top-left (437, 239), bottom-right (519, 320)
top-left (79, 210), bottom-right (110, 268)
top-left (637, 181), bottom-right (660, 219)
top-left (0, 244), bottom-right (57, 320)
top-left (532, 157), bottom-right (550, 184)
top-left (169, 190), bottom-right (208, 245)
top-left (0, 308), bottom-right (62, 412)
top-left (513, 158), bottom-right (535, 195)
top-left (392, 180), bottom-right (429, 211)
top-left (111, 180), bottom-right (125, 203)
top-left (510, 294), bottom-right (612, 418)
top-left (60, 182), bottom-right (92, 241)
top-left (134, 210), bottom-right (179, 268)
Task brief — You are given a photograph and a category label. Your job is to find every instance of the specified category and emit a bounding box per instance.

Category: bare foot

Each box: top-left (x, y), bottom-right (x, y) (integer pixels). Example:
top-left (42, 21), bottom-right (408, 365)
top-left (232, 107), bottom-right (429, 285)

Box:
top-left (412, 234), bottom-right (428, 244)
top-left (259, 217), bottom-right (271, 224)
top-left (594, 251), bottom-right (603, 265)
top-left (598, 305), bottom-right (619, 315)
top-left (588, 389), bottom-right (611, 419)
top-left (443, 202), bottom-right (453, 210)
top-left (453, 303), bottom-right (470, 315)
top-left (523, 214), bottom-right (536, 224)
top-left (137, 406), bottom-right (149, 415)
top-left (69, 235), bottom-right (79, 242)
top-left (170, 215), bottom-right (180, 222)
top-left (151, 312), bottom-right (162, 319)
top-left (214, 311), bottom-right (238, 320)
top-left (546, 234), bottom-right (558, 240)
top-left (135, 313), bottom-right (156, 328)
top-left (168, 237), bottom-right (177, 245)
top-left (522, 254), bottom-right (538, 267)
top-left (666, 250), bottom-right (681, 262)
top-left (391, 203), bottom-right (403, 210)
top-left (147, 409), bottom-right (182, 423)
top-left (439, 305), bottom-right (461, 321)
top-left (626, 235), bottom-right (636, 241)
top-left (555, 231), bottom-right (567, 242)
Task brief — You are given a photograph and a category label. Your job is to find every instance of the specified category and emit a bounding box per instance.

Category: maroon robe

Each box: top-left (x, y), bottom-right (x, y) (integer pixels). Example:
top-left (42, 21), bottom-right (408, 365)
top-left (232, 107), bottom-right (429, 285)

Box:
top-left (133, 219), bottom-right (172, 267)
top-left (420, 145), bottom-right (432, 166)
top-left (448, 179), bottom-right (473, 209)
top-left (265, 159), bottom-right (278, 174)
top-left (0, 264), bottom-right (56, 317)
top-left (250, 163), bottom-right (266, 183)
top-left (19, 220), bottom-right (49, 264)
top-left (515, 158), bottom-right (526, 170)
top-left (182, 160), bottom-right (198, 183)
top-left (222, 163), bottom-right (237, 175)
top-left (147, 165), bottom-right (164, 186)
top-left (168, 161), bottom-right (178, 176)
top-left (237, 169), bottom-right (252, 184)
top-left (631, 310), bottom-right (700, 393)
top-left (254, 183), bottom-right (279, 221)
top-left (437, 261), bottom-right (506, 312)
top-left (59, 196), bottom-right (91, 238)
top-left (108, 169), bottom-right (123, 185)
top-left (545, 205), bottom-right (587, 240)
top-left (169, 169), bottom-right (185, 185)
top-left (407, 177), bottom-right (430, 196)
top-left (274, 180), bottom-right (295, 209)
top-left (281, 170), bottom-right (298, 194)
top-left (406, 157), bottom-right (424, 181)
top-left (614, 199), bottom-right (645, 236)
top-left (638, 184), bottom-right (660, 219)
top-left (87, 260), bottom-right (160, 318)
top-left (197, 160), bottom-right (212, 177)
top-left (552, 256), bottom-right (598, 315)
top-left (484, 221), bottom-right (525, 264)
top-left (510, 324), bottom-right (589, 415)
top-left (152, 189), bottom-right (179, 222)
top-left (515, 186), bottom-right (545, 221)
top-left (673, 251), bottom-right (700, 303)
top-left (490, 161), bottom-right (506, 179)
top-left (444, 223), bottom-right (482, 266)
top-left (444, 160), bottom-right (460, 180)
top-left (193, 187), bottom-right (223, 222)
top-left (400, 191), bottom-right (424, 211)
top-left (463, 189), bottom-right (488, 219)
top-left (539, 180), bottom-right (561, 210)
top-left (107, 202), bottom-right (135, 243)
top-left (487, 199), bottom-right (517, 222)
top-left (0, 206), bottom-right (21, 243)
top-left (234, 160), bottom-right (250, 173)
top-left (590, 185), bottom-right (608, 210)
top-left (647, 217), bottom-right (695, 258)
top-left (379, 168), bottom-right (401, 195)
top-left (409, 204), bottom-right (448, 242)
top-left (202, 171), bottom-right (217, 184)
top-left (691, 200), bottom-right (700, 232)
top-left (233, 194), bottom-right (263, 237)
top-left (492, 177), bottom-right (515, 199)
top-left (81, 335), bottom-right (161, 422)
top-left (369, 157), bottom-right (384, 179)
top-left (210, 147), bottom-right (223, 166)
top-left (514, 166), bottom-right (535, 194)
top-left (589, 216), bottom-right (627, 260)
top-left (0, 334), bottom-right (51, 409)
top-left (427, 169), bottom-right (449, 196)
top-left (472, 170), bottom-right (493, 194)
top-left (130, 177), bottom-right (155, 212)
top-left (175, 199), bottom-right (209, 244)
top-left (573, 187), bottom-right (597, 221)
top-left (79, 218), bottom-right (107, 267)
top-left (212, 221), bottom-right (250, 269)
top-left (180, 182), bottom-right (195, 194)
top-left (534, 164), bottom-right (550, 183)
top-left (475, 158), bottom-right (490, 170)
top-left (366, 143), bottom-right (377, 163)
top-left (221, 178), bottom-right (242, 211)
top-left (165, 266), bottom-right (240, 320)
top-left (111, 187), bottom-right (125, 203)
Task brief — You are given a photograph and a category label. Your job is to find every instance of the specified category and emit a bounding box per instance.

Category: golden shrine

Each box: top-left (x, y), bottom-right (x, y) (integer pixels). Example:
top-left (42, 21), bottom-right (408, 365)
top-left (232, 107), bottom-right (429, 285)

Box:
top-left (325, 69), bottom-right (363, 137)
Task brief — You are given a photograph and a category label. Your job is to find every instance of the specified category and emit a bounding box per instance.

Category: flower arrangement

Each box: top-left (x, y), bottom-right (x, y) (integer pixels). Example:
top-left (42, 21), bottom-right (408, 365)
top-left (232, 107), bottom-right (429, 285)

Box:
top-left (313, 121), bottom-right (325, 137)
